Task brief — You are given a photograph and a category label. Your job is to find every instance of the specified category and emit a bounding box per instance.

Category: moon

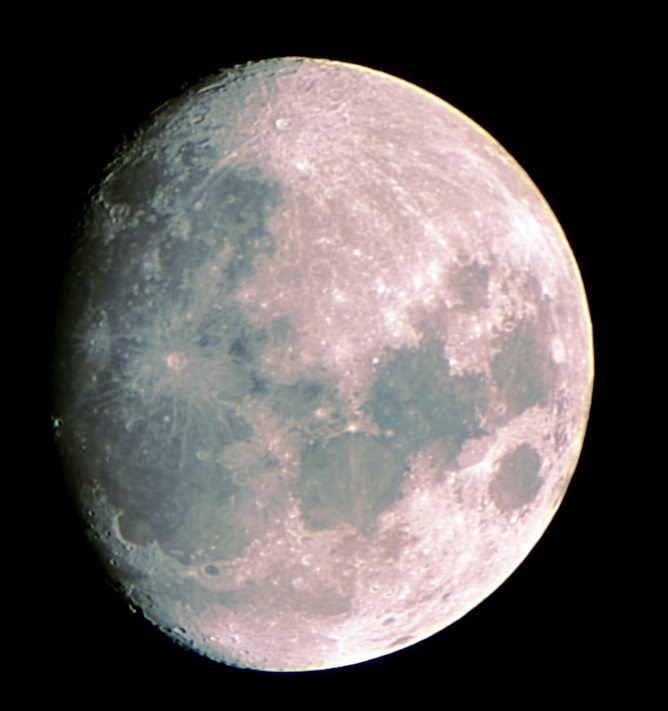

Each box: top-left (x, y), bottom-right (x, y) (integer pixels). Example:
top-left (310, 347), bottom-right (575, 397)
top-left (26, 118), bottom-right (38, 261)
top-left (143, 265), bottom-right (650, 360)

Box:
top-left (50, 57), bottom-right (593, 671)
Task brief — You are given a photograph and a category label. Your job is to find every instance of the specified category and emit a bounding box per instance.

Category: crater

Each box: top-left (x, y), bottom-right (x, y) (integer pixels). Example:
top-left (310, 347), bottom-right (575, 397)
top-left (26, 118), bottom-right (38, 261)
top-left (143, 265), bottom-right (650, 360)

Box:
top-left (489, 443), bottom-right (543, 512)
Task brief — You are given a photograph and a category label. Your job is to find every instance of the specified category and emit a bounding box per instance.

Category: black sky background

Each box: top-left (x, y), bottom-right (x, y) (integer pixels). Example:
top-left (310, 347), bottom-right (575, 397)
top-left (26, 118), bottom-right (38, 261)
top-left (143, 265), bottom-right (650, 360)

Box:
top-left (18, 17), bottom-right (631, 700)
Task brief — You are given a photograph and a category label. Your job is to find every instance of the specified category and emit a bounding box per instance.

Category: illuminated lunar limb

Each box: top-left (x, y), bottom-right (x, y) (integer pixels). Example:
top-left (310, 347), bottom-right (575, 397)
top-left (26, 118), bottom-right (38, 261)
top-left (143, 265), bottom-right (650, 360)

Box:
top-left (51, 58), bottom-right (593, 672)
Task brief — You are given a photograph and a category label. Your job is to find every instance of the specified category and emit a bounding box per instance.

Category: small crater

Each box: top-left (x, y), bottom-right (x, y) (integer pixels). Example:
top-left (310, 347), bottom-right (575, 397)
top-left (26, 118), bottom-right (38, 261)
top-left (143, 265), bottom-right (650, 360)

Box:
top-left (232, 471), bottom-right (249, 485)
top-left (166, 351), bottom-right (187, 371)
top-left (204, 565), bottom-right (220, 576)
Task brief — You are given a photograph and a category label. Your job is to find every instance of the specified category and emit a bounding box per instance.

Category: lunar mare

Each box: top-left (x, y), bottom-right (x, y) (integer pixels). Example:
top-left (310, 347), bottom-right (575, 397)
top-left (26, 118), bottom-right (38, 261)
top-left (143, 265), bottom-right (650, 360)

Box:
top-left (51, 58), bottom-right (593, 671)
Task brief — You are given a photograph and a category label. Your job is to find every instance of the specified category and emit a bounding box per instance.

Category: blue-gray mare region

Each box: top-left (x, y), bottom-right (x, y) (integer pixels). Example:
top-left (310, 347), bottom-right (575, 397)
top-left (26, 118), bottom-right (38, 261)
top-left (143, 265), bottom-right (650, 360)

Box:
top-left (296, 432), bottom-right (405, 535)
top-left (52, 166), bottom-right (286, 567)
top-left (359, 285), bottom-right (556, 515)
top-left (364, 338), bottom-right (489, 462)
top-left (54, 149), bottom-right (559, 598)
top-left (293, 283), bottom-right (556, 533)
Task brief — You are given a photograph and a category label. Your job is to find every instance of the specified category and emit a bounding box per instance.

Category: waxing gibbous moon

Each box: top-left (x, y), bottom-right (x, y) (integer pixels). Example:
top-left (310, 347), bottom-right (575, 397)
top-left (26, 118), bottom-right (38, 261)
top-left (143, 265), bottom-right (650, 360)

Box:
top-left (51, 57), bottom-right (593, 671)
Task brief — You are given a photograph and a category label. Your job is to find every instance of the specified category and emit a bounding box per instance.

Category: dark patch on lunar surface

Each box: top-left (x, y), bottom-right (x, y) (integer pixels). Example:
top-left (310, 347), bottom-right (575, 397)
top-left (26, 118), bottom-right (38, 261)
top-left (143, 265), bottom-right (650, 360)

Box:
top-left (365, 339), bottom-right (488, 460)
top-left (270, 316), bottom-right (295, 344)
top-left (51, 166), bottom-right (285, 565)
top-left (296, 433), bottom-right (404, 533)
top-left (451, 262), bottom-right (489, 309)
top-left (158, 236), bottom-right (211, 275)
top-left (103, 158), bottom-right (163, 207)
top-left (55, 168), bottom-right (280, 349)
top-left (272, 379), bottom-right (330, 421)
top-left (188, 170), bottom-right (278, 290)
top-left (489, 443), bottom-right (542, 512)
top-left (491, 318), bottom-right (555, 419)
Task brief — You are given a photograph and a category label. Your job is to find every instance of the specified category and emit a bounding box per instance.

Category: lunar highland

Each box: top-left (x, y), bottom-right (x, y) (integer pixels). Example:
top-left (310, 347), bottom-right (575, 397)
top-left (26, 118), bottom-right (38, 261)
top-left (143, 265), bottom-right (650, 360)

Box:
top-left (51, 57), bottom-right (593, 671)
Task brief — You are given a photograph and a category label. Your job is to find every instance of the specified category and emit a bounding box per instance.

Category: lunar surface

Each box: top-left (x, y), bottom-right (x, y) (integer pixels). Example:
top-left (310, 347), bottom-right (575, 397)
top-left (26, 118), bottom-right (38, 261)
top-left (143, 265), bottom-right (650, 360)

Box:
top-left (51, 57), bottom-right (593, 671)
